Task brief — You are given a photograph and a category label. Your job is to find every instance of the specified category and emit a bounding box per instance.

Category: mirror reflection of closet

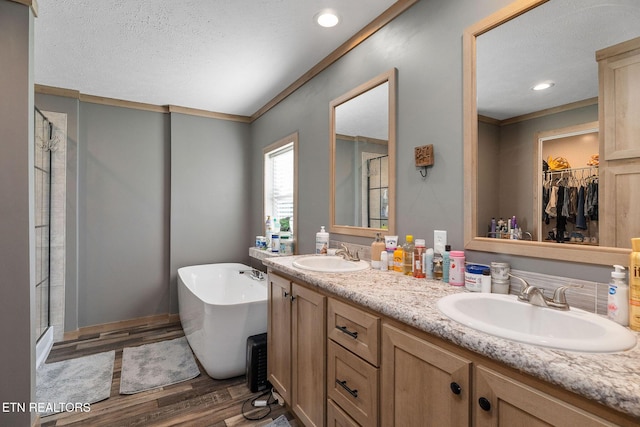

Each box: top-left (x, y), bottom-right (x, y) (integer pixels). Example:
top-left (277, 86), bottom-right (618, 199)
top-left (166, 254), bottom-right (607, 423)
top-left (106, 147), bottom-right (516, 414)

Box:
top-left (536, 122), bottom-right (599, 245)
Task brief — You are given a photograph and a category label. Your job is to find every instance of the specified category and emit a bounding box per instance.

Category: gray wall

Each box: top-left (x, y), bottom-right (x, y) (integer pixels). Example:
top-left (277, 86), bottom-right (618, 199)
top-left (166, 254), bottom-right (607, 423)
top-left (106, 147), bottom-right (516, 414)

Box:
top-left (249, 0), bottom-right (613, 283)
top-left (0, 2), bottom-right (35, 425)
top-left (169, 112), bottom-right (251, 313)
top-left (251, 0), bottom-right (510, 254)
top-left (77, 103), bottom-right (170, 325)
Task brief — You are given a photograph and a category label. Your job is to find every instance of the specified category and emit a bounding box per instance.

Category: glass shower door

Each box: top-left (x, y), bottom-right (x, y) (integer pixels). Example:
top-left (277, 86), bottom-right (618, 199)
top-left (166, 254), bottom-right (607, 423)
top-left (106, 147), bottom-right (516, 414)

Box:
top-left (34, 108), bottom-right (51, 342)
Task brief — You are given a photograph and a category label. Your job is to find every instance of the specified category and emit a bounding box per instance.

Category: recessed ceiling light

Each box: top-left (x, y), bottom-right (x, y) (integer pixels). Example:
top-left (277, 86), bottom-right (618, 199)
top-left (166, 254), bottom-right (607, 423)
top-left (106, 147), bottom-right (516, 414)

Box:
top-left (532, 82), bottom-right (555, 91)
top-left (315, 10), bottom-right (340, 28)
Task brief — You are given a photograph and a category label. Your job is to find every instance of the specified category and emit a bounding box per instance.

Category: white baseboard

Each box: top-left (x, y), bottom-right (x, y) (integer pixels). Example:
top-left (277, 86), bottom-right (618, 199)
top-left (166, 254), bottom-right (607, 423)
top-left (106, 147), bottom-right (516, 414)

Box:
top-left (36, 327), bottom-right (54, 369)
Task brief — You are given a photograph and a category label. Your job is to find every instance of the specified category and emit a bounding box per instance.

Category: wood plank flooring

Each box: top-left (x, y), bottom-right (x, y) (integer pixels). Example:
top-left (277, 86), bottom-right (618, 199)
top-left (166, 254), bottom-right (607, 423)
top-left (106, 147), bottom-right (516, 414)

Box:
top-left (39, 319), bottom-right (296, 427)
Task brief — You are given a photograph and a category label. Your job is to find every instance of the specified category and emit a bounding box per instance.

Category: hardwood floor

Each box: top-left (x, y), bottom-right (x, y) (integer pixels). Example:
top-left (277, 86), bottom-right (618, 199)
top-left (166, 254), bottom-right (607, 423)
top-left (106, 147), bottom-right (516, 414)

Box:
top-left (39, 318), bottom-right (296, 427)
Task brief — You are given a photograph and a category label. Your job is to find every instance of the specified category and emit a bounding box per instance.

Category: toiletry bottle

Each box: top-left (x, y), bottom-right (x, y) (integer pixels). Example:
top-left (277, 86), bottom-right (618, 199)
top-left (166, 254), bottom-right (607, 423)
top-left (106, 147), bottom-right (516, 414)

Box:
top-left (371, 232), bottom-right (386, 269)
top-left (442, 245), bottom-right (451, 283)
top-left (449, 250), bottom-right (465, 286)
top-left (629, 238), bottom-right (640, 331)
top-left (265, 215), bottom-right (272, 247)
top-left (315, 226), bottom-right (329, 254)
top-left (433, 256), bottom-right (443, 280)
top-left (413, 239), bottom-right (426, 278)
top-left (424, 248), bottom-right (434, 279)
top-left (393, 244), bottom-right (403, 273)
top-left (271, 232), bottom-right (280, 253)
top-left (481, 268), bottom-right (492, 293)
top-left (607, 265), bottom-right (628, 326)
top-left (402, 235), bottom-right (415, 275)
top-left (380, 251), bottom-right (389, 271)
top-left (387, 248), bottom-right (396, 270)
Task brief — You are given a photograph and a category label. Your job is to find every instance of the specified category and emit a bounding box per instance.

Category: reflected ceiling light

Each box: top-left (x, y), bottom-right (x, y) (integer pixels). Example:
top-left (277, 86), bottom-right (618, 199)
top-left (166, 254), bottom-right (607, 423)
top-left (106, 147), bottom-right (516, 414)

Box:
top-left (532, 81), bottom-right (555, 91)
top-left (315, 10), bottom-right (340, 28)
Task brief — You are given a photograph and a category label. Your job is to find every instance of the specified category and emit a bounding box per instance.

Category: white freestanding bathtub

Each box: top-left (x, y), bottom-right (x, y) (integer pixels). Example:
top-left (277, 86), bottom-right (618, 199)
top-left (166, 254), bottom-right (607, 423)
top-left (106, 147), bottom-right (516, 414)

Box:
top-left (177, 263), bottom-right (268, 379)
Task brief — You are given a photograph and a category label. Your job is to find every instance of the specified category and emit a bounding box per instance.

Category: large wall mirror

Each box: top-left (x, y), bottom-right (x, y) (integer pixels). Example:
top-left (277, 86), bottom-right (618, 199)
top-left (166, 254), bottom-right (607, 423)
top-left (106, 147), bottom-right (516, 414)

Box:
top-left (330, 68), bottom-right (396, 238)
top-left (463, 0), bottom-right (640, 266)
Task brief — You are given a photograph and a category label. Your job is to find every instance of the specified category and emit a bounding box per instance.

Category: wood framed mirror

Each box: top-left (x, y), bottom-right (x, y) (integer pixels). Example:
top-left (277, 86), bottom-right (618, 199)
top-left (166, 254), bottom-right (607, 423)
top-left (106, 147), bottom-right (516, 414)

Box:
top-left (330, 68), bottom-right (397, 238)
top-left (463, 0), bottom-right (639, 266)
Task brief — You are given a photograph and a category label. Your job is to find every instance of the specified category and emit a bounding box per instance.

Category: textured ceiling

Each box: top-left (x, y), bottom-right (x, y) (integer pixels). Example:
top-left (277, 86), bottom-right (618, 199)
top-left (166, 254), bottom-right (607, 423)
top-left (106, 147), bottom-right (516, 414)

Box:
top-left (34, 0), bottom-right (396, 116)
top-left (477, 0), bottom-right (640, 121)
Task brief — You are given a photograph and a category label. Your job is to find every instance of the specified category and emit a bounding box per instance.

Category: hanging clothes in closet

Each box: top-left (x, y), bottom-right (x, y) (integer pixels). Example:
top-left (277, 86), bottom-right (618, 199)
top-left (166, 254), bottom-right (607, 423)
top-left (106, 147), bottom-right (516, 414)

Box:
top-left (543, 167), bottom-right (598, 242)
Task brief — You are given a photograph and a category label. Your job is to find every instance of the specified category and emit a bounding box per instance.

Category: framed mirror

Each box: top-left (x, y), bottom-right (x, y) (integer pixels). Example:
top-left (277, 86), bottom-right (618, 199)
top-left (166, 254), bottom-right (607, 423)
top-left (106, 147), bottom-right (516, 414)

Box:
top-left (330, 68), bottom-right (396, 238)
top-left (463, 0), bottom-right (639, 266)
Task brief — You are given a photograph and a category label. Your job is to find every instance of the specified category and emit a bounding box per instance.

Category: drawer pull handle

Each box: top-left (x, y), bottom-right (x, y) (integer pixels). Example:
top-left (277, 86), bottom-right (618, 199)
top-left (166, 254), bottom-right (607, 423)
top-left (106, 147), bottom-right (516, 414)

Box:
top-left (336, 325), bottom-right (358, 339)
top-left (478, 397), bottom-right (491, 412)
top-left (336, 379), bottom-right (358, 398)
top-left (450, 382), bottom-right (462, 395)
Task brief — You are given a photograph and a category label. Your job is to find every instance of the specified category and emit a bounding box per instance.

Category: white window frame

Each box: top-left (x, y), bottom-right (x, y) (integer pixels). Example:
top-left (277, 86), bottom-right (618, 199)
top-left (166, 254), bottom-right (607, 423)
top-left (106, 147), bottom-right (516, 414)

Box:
top-left (264, 132), bottom-right (298, 246)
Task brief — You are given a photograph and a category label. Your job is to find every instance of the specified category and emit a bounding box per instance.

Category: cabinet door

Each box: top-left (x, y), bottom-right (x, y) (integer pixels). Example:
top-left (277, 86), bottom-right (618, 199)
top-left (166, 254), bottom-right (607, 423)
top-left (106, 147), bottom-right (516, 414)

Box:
top-left (381, 324), bottom-right (471, 426)
top-left (267, 274), bottom-right (291, 403)
top-left (474, 365), bottom-right (615, 427)
top-left (599, 37), bottom-right (640, 161)
top-left (292, 283), bottom-right (326, 427)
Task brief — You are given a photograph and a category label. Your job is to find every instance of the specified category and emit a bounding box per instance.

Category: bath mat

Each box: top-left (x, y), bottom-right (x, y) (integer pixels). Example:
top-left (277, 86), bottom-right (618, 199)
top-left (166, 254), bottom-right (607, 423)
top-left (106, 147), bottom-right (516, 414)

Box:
top-left (36, 350), bottom-right (115, 416)
top-left (265, 415), bottom-right (292, 427)
top-left (119, 336), bottom-right (200, 394)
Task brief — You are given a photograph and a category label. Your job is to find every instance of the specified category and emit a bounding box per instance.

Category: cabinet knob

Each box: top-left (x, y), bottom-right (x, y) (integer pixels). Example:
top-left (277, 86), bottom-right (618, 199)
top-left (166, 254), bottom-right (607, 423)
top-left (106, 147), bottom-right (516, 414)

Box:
top-left (478, 397), bottom-right (491, 412)
top-left (283, 291), bottom-right (290, 298)
top-left (450, 382), bottom-right (462, 395)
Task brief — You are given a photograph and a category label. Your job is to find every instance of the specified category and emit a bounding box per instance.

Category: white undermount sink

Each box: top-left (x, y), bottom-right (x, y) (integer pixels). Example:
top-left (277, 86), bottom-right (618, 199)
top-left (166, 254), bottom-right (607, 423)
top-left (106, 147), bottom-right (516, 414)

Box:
top-left (292, 255), bottom-right (369, 273)
top-left (437, 293), bottom-right (637, 353)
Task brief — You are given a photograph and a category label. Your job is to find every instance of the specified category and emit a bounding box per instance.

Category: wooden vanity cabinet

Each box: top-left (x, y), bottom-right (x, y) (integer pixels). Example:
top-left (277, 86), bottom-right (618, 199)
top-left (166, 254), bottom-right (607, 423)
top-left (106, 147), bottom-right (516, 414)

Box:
top-left (268, 273), bottom-right (291, 403)
top-left (267, 273), bottom-right (326, 427)
top-left (268, 272), bottom-right (637, 427)
top-left (381, 323), bottom-right (472, 426)
top-left (474, 365), bottom-right (615, 427)
top-left (326, 298), bottom-right (380, 427)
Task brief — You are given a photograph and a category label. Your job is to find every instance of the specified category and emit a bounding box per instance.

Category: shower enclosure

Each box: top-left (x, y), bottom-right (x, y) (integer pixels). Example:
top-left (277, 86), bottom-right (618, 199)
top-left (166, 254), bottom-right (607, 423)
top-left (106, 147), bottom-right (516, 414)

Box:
top-left (34, 108), bottom-right (52, 342)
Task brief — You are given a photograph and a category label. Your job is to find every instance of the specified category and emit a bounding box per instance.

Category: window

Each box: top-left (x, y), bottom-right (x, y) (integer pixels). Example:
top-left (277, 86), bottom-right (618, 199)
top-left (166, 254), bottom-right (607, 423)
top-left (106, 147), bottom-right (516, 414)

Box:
top-left (264, 133), bottom-right (297, 237)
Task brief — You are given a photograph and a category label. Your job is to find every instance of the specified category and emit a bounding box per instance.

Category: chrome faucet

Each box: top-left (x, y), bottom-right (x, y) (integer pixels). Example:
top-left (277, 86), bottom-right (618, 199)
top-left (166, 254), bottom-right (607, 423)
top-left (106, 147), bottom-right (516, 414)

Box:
top-left (335, 243), bottom-right (360, 262)
top-left (509, 274), bottom-right (582, 311)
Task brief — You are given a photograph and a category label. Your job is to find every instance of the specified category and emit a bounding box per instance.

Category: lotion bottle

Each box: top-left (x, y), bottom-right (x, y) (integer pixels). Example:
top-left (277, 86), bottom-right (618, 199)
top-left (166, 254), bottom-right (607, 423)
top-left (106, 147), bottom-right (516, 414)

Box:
top-left (607, 265), bottom-right (628, 326)
top-left (315, 226), bottom-right (329, 254)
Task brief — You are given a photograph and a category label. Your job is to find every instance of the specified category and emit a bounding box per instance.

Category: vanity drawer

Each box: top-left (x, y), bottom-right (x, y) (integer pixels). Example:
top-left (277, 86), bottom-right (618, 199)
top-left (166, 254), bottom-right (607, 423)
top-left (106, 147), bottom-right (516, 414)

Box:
top-left (328, 340), bottom-right (379, 427)
top-left (328, 298), bottom-right (380, 366)
top-left (327, 398), bottom-right (360, 427)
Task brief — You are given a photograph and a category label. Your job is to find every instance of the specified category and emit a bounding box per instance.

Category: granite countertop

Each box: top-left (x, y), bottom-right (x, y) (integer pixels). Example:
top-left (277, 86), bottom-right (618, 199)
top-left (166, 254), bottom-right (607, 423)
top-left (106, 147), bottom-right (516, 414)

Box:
top-left (262, 255), bottom-right (640, 419)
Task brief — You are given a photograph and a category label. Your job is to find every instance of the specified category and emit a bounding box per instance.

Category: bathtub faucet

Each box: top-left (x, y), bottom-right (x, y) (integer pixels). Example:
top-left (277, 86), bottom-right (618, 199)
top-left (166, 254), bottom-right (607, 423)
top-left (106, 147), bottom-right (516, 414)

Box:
top-left (239, 269), bottom-right (265, 281)
top-left (336, 243), bottom-right (360, 262)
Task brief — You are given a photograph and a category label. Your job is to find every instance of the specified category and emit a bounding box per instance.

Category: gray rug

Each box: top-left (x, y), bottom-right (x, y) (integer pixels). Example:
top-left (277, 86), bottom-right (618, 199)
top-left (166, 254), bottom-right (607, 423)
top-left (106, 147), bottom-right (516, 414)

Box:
top-left (119, 336), bottom-right (200, 394)
top-left (265, 415), bottom-right (291, 427)
top-left (36, 350), bottom-right (115, 416)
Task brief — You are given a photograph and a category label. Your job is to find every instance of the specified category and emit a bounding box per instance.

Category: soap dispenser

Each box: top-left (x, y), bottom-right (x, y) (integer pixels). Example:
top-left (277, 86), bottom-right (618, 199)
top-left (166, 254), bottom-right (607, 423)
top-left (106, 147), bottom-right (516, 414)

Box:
top-left (370, 232), bottom-right (386, 269)
top-left (608, 265), bottom-right (629, 326)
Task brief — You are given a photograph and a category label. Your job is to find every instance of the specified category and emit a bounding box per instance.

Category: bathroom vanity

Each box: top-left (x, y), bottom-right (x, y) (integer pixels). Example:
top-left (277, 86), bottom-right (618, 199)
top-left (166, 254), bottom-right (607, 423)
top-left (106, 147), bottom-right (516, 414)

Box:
top-left (264, 256), bottom-right (640, 427)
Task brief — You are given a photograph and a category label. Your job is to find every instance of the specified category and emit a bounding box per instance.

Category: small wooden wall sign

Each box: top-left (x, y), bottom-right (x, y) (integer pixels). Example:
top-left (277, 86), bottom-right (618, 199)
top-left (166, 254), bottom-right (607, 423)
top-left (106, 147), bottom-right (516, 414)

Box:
top-left (415, 144), bottom-right (434, 167)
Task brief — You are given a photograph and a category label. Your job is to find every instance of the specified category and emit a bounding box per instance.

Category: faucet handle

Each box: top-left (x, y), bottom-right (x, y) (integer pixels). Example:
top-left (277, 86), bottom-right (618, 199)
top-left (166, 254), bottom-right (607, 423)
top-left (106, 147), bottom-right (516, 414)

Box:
top-left (552, 284), bottom-right (583, 304)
